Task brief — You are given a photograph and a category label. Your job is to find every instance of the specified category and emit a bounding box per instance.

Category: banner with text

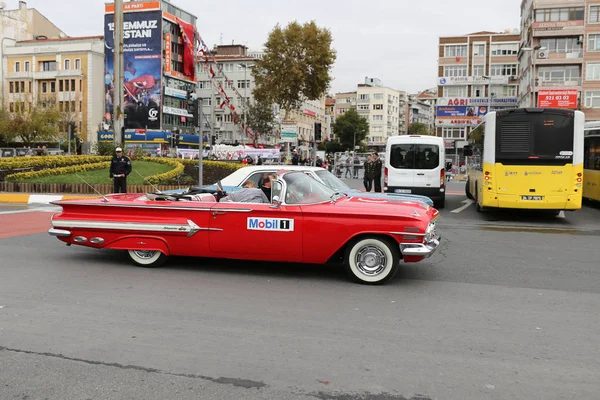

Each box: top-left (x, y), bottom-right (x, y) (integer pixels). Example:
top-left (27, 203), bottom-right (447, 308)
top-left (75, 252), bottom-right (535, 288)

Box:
top-left (537, 89), bottom-right (578, 109)
top-left (436, 105), bottom-right (489, 127)
top-left (437, 97), bottom-right (518, 107)
top-left (104, 9), bottom-right (163, 130)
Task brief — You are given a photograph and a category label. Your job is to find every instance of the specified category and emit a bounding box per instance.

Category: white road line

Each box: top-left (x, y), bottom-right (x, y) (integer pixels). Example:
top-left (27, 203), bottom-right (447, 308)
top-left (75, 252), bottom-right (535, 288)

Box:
top-left (0, 207), bottom-right (60, 215)
top-left (450, 199), bottom-right (474, 213)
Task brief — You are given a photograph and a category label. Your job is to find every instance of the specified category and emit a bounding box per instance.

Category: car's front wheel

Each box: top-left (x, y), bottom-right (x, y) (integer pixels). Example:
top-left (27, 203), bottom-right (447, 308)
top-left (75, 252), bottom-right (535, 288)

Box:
top-left (344, 237), bottom-right (400, 285)
top-left (127, 250), bottom-right (167, 268)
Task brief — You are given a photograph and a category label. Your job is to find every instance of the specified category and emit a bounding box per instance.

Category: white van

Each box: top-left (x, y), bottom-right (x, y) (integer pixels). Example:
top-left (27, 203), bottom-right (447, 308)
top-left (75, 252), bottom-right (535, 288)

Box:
top-left (384, 135), bottom-right (448, 209)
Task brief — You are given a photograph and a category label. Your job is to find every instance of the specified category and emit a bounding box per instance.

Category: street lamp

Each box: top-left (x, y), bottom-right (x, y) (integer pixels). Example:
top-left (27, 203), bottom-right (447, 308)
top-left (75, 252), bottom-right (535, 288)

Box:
top-left (521, 45), bottom-right (545, 107)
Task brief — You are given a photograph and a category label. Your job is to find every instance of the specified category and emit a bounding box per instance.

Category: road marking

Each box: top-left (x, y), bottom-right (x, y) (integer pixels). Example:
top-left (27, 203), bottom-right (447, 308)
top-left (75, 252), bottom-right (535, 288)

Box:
top-left (0, 207), bottom-right (60, 215)
top-left (450, 199), bottom-right (474, 213)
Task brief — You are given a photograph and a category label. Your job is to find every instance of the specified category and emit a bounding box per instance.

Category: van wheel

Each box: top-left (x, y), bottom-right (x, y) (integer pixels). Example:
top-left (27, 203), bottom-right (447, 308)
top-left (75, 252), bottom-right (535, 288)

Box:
top-left (344, 237), bottom-right (400, 285)
top-left (465, 179), bottom-right (474, 200)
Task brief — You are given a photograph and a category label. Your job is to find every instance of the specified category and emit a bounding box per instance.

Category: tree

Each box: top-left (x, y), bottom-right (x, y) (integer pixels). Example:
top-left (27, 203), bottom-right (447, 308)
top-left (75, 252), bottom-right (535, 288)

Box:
top-left (331, 109), bottom-right (369, 151)
top-left (13, 101), bottom-right (61, 146)
top-left (407, 122), bottom-right (430, 135)
top-left (252, 21), bottom-right (337, 119)
top-left (246, 100), bottom-right (275, 146)
top-left (0, 108), bottom-right (16, 146)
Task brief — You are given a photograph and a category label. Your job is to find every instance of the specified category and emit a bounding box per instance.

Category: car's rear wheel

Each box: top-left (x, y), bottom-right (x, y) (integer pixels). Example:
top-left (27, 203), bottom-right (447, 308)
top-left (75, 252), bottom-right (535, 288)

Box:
top-left (127, 250), bottom-right (167, 268)
top-left (344, 237), bottom-right (400, 285)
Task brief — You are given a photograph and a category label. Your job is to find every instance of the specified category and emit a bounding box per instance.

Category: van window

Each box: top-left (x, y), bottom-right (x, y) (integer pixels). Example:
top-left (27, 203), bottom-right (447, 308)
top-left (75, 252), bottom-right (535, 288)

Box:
top-left (390, 144), bottom-right (440, 170)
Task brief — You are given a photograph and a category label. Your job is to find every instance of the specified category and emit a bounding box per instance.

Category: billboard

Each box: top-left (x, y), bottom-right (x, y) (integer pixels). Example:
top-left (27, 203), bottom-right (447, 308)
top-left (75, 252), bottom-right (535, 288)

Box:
top-left (104, 7), bottom-right (163, 130)
top-left (435, 105), bottom-right (489, 127)
top-left (438, 76), bottom-right (509, 86)
top-left (437, 97), bottom-right (518, 107)
top-left (537, 89), bottom-right (578, 109)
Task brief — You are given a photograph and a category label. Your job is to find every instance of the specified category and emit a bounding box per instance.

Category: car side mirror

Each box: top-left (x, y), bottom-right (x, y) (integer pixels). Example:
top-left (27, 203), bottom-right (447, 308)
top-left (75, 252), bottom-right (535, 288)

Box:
top-left (270, 180), bottom-right (283, 208)
top-left (463, 145), bottom-right (473, 157)
top-left (271, 195), bottom-right (282, 208)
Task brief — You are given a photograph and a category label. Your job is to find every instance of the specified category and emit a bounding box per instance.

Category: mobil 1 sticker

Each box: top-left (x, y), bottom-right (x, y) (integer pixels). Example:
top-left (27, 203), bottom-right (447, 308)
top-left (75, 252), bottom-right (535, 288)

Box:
top-left (247, 217), bottom-right (294, 232)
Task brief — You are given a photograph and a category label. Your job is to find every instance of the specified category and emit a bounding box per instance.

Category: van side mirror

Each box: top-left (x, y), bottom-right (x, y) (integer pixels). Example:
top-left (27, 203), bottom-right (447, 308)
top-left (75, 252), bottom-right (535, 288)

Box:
top-left (463, 146), bottom-right (473, 157)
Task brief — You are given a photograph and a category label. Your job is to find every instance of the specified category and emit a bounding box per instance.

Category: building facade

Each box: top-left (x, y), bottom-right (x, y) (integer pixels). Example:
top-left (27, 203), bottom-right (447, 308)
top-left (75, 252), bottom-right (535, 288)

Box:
top-left (2, 36), bottom-right (105, 149)
top-left (436, 31), bottom-right (520, 154)
top-left (333, 91), bottom-right (356, 118)
top-left (102, 0), bottom-right (199, 149)
top-left (518, 0), bottom-right (600, 121)
top-left (398, 90), bottom-right (408, 134)
top-left (325, 96), bottom-right (335, 140)
top-left (357, 79), bottom-right (401, 147)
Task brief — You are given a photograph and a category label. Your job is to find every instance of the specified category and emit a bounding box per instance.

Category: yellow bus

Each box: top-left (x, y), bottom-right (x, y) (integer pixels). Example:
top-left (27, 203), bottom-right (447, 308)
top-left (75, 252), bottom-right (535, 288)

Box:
top-left (583, 122), bottom-right (600, 202)
top-left (464, 108), bottom-right (585, 214)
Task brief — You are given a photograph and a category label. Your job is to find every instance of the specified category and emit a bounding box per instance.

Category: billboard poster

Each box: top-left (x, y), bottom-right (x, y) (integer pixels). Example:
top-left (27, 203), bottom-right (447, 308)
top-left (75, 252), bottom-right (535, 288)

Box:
top-left (435, 105), bottom-right (488, 127)
top-left (537, 89), bottom-right (578, 109)
top-left (104, 8), bottom-right (163, 130)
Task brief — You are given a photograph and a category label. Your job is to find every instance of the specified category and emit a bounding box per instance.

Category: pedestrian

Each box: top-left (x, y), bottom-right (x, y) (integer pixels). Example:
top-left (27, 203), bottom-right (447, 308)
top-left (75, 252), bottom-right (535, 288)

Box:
top-left (109, 147), bottom-right (132, 193)
top-left (372, 152), bottom-right (383, 192)
top-left (353, 155), bottom-right (360, 179)
top-left (363, 155), bottom-right (374, 192)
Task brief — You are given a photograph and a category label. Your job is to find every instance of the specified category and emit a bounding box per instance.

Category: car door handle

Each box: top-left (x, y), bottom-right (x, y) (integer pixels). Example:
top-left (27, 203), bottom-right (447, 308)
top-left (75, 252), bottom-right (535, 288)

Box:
top-left (212, 211), bottom-right (227, 216)
top-left (417, 173), bottom-right (425, 176)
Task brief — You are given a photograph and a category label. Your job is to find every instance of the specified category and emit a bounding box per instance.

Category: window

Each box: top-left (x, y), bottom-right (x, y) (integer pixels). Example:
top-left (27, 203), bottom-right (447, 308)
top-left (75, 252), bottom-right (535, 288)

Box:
top-left (590, 6), bottom-right (600, 23)
top-left (237, 80), bottom-right (250, 89)
top-left (198, 80), bottom-right (211, 89)
top-left (64, 59), bottom-right (70, 70)
top-left (444, 45), bottom-right (467, 57)
top-left (490, 64), bottom-right (518, 76)
top-left (373, 115), bottom-right (383, 121)
top-left (20, 81), bottom-right (24, 92)
top-left (358, 104), bottom-right (369, 110)
top-left (75, 59), bottom-right (81, 70)
top-left (472, 65), bottom-right (485, 76)
top-left (9, 82), bottom-right (13, 93)
top-left (588, 34), bottom-right (600, 51)
top-left (586, 63), bottom-right (600, 80)
top-left (373, 93), bottom-right (384, 100)
top-left (490, 85), bottom-right (518, 97)
top-left (473, 44), bottom-right (485, 56)
top-left (389, 144), bottom-right (440, 170)
top-left (222, 63), bottom-right (233, 72)
top-left (42, 82), bottom-right (48, 93)
top-left (585, 91), bottom-right (600, 107)
top-left (51, 81), bottom-right (56, 93)
top-left (490, 43), bottom-right (519, 56)
top-left (359, 94), bottom-right (370, 100)
top-left (15, 62), bottom-right (20, 72)
top-left (535, 7), bottom-right (584, 22)
top-left (39, 61), bottom-right (57, 71)
top-left (442, 128), bottom-right (466, 139)
top-left (71, 79), bottom-right (75, 91)
top-left (59, 80), bottom-right (64, 92)
top-left (472, 85), bottom-right (485, 97)
top-left (373, 104), bottom-right (383, 110)
top-left (539, 65), bottom-right (580, 83)
top-left (444, 65), bottom-right (468, 77)
top-left (25, 61), bottom-right (30, 72)
top-left (540, 37), bottom-right (581, 53)
top-left (443, 86), bottom-right (467, 97)
top-left (584, 136), bottom-right (600, 170)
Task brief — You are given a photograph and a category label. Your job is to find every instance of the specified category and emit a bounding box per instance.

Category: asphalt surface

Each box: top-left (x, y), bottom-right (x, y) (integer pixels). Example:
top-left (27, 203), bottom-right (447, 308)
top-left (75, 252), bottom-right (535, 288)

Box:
top-left (1, 183), bottom-right (599, 400)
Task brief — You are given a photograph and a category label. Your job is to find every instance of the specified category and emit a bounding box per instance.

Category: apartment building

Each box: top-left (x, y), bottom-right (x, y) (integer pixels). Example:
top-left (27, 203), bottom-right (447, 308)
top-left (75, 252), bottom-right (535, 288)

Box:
top-left (398, 90), bottom-right (408, 134)
top-left (437, 31), bottom-right (520, 154)
top-left (518, 0), bottom-right (600, 121)
top-left (333, 91), bottom-right (356, 117)
top-left (2, 36), bottom-right (105, 148)
top-left (325, 96), bottom-right (335, 140)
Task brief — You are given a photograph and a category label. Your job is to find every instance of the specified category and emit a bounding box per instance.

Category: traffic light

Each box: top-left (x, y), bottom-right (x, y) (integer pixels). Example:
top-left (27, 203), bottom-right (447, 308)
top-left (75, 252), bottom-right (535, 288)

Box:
top-left (186, 89), bottom-right (192, 103)
top-left (173, 129), bottom-right (180, 146)
top-left (314, 122), bottom-right (322, 141)
top-left (192, 98), bottom-right (200, 127)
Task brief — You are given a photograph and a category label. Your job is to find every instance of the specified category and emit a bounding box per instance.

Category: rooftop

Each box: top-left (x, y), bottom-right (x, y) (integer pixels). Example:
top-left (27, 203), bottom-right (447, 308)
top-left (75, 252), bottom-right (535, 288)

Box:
top-left (17, 35), bottom-right (104, 44)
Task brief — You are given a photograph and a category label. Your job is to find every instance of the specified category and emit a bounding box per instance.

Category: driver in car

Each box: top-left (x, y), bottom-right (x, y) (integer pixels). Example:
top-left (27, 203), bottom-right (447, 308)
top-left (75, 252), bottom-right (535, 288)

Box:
top-left (219, 180), bottom-right (269, 203)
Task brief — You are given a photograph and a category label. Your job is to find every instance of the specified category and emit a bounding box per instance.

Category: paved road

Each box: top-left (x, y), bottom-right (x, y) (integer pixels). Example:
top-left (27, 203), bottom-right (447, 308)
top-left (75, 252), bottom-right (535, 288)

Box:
top-left (1, 191), bottom-right (599, 400)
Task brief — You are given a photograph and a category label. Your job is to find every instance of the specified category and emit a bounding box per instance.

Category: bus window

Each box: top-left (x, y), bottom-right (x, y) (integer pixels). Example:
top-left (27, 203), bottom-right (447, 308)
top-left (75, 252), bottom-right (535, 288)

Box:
top-left (585, 137), bottom-right (600, 170)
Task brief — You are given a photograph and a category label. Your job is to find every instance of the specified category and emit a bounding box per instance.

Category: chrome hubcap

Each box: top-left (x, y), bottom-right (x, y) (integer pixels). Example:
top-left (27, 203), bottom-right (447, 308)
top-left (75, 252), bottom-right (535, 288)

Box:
top-left (133, 250), bottom-right (157, 260)
top-left (355, 245), bottom-right (387, 276)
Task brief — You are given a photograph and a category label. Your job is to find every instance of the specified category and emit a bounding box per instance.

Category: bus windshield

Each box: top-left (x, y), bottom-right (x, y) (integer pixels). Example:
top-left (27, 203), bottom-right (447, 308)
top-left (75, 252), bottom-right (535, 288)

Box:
top-left (495, 109), bottom-right (575, 165)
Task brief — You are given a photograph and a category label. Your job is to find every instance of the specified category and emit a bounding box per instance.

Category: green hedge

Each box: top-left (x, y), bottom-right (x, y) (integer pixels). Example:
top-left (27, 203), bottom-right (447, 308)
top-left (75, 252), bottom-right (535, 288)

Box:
top-left (5, 162), bottom-right (111, 182)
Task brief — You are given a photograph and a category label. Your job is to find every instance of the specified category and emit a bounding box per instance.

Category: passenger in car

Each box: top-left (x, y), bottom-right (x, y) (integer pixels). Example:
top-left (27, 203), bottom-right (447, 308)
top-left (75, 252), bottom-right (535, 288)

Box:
top-left (219, 180), bottom-right (270, 203)
top-left (259, 173), bottom-right (276, 200)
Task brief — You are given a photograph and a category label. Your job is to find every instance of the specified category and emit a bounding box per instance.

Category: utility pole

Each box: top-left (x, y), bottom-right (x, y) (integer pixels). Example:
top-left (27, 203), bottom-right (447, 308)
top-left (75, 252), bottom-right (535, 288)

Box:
top-left (210, 66), bottom-right (217, 148)
top-left (113, 0), bottom-right (125, 145)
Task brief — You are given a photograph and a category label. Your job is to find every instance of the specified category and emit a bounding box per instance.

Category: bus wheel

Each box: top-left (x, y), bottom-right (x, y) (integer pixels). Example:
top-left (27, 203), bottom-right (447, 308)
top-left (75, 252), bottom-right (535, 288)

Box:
top-left (475, 183), bottom-right (483, 213)
top-left (465, 179), bottom-right (474, 200)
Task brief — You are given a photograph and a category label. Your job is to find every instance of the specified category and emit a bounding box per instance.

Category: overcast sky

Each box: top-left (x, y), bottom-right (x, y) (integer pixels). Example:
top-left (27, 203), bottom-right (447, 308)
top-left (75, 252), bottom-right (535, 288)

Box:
top-left (24, 0), bottom-right (522, 94)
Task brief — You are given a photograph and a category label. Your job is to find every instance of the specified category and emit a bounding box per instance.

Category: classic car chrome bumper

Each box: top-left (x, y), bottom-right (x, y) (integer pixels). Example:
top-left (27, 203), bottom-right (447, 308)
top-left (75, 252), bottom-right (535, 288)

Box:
top-left (48, 228), bottom-right (72, 237)
top-left (400, 235), bottom-right (440, 258)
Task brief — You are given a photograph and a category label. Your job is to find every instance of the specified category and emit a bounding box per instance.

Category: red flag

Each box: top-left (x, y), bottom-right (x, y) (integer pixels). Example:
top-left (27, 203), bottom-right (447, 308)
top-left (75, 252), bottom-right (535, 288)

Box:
top-left (176, 17), bottom-right (196, 78)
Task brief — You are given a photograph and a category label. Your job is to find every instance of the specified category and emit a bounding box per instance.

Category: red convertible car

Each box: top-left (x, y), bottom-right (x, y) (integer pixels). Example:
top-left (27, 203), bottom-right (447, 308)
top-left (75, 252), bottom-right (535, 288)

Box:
top-left (48, 171), bottom-right (440, 285)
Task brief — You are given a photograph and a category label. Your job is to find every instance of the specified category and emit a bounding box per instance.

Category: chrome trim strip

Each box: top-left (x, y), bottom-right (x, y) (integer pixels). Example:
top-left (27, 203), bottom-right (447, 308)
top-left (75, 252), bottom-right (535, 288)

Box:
top-left (48, 228), bottom-right (71, 237)
top-left (51, 219), bottom-right (210, 238)
top-left (212, 208), bottom-right (253, 212)
top-left (52, 202), bottom-right (214, 211)
top-left (390, 232), bottom-right (426, 237)
top-left (400, 234), bottom-right (441, 259)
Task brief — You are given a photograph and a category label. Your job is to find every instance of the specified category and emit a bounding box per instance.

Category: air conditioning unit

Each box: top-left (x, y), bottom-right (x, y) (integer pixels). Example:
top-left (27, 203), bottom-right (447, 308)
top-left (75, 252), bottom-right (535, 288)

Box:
top-left (538, 50), bottom-right (548, 59)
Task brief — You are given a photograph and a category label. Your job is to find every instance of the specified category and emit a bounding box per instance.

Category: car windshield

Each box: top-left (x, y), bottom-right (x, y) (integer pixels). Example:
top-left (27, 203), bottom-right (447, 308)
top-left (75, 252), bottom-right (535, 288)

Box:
top-left (315, 170), bottom-right (350, 191)
top-left (283, 171), bottom-right (336, 205)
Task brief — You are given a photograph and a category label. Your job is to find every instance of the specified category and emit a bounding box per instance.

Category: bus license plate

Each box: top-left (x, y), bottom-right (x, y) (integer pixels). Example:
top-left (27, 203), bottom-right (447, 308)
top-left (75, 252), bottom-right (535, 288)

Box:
top-left (395, 189), bottom-right (412, 194)
top-left (522, 196), bottom-right (543, 201)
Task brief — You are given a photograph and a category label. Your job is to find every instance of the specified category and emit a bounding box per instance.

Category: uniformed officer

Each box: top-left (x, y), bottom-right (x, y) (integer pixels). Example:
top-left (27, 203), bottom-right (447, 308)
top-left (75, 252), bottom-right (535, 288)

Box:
top-left (109, 147), bottom-right (132, 193)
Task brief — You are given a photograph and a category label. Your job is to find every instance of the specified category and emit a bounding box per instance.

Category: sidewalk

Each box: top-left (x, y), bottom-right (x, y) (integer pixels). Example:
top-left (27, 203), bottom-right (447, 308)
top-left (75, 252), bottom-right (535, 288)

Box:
top-left (0, 193), bottom-right (96, 205)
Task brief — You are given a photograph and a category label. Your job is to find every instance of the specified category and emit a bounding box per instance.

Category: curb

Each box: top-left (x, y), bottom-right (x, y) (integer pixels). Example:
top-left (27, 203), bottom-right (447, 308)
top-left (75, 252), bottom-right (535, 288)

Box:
top-left (0, 193), bottom-right (97, 205)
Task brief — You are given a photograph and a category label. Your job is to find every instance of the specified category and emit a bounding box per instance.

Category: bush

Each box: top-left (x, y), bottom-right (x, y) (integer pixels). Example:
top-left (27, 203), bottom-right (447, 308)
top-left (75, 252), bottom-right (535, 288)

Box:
top-left (178, 159), bottom-right (246, 185)
top-left (92, 141), bottom-right (124, 156)
top-left (5, 161), bottom-right (111, 182)
top-left (139, 157), bottom-right (185, 184)
top-left (0, 155), bottom-right (110, 169)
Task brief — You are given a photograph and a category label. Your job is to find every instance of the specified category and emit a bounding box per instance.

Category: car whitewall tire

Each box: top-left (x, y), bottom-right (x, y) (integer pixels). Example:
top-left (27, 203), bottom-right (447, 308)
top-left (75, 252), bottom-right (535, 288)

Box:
top-left (344, 237), bottom-right (399, 285)
top-left (127, 250), bottom-right (167, 268)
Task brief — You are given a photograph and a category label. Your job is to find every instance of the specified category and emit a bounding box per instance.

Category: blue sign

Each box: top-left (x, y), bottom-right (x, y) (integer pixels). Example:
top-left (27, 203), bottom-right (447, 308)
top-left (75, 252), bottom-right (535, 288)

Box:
top-left (98, 131), bottom-right (200, 145)
top-left (436, 105), bottom-right (488, 118)
top-left (104, 9), bottom-right (163, 130)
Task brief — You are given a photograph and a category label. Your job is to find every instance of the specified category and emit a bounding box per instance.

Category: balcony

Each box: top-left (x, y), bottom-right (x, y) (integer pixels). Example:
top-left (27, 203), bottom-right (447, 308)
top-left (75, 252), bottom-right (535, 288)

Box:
top-left (33, 70), bottom-right (58, 80)
top-left (8, 71), bottom-right (33, 79)
top-left (57, 69), bottom-right (83, 77)
top-left (532, 20), bottom-right (584, 38)
top-left (536, 78), bottom-right (582, 88)
top-left (357, 108), bottom-right (370, 114)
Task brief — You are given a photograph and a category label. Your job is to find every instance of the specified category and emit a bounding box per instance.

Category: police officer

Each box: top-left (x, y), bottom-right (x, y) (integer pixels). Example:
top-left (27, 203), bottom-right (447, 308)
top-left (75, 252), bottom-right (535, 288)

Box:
top-left (110, 147), bottom-right (132, 193)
